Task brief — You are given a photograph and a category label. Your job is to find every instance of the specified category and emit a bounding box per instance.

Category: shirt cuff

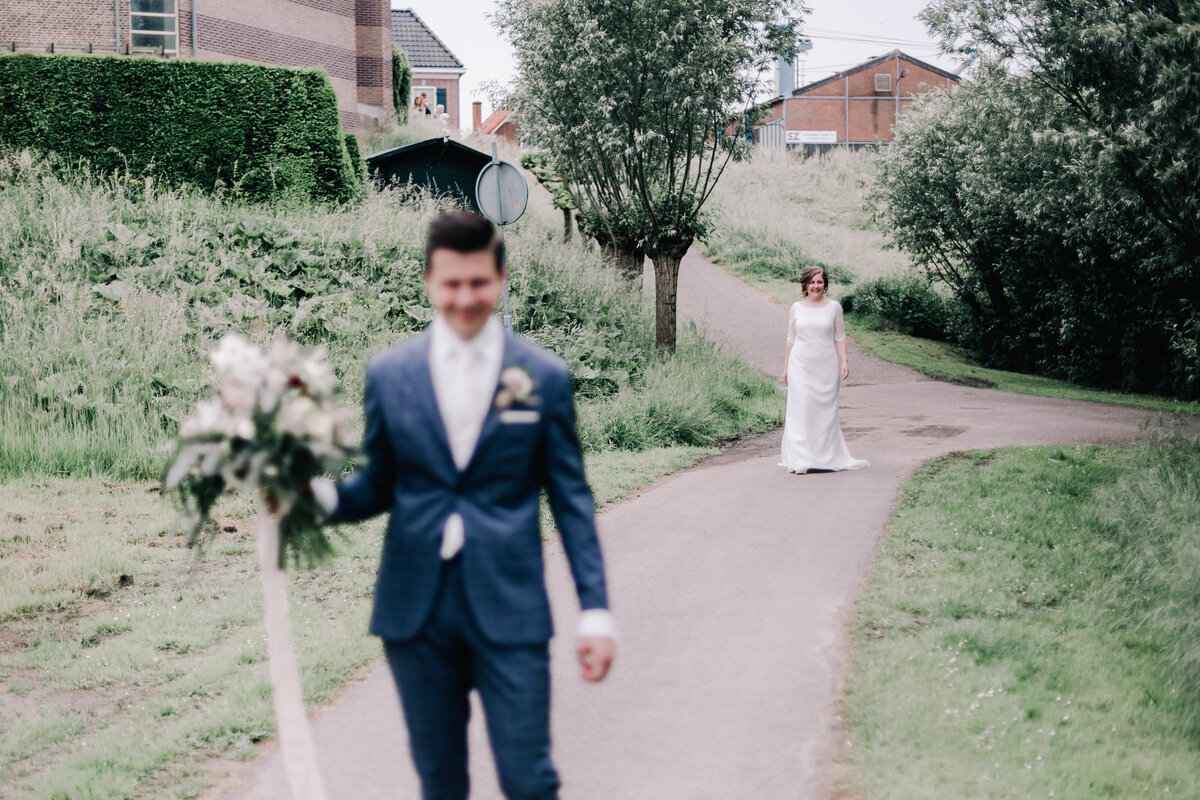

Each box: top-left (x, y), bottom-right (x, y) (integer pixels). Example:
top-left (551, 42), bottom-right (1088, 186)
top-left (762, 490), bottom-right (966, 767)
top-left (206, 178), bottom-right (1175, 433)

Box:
top-left (310, 478), bottom-right (338, 515)
top-left (577, 609), bottom-right (617, 641)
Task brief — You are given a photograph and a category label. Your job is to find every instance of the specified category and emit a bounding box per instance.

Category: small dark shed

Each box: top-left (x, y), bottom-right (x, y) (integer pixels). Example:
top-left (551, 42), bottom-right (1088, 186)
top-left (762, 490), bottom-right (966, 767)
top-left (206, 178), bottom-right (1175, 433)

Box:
top-left (365, 138), bottom-right (491, 213)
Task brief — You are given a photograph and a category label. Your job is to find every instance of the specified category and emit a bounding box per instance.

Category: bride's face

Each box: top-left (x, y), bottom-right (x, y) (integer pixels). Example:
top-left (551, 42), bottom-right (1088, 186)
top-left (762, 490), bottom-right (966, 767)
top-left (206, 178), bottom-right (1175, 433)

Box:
top-left (806, 272), bottom-right (825, 298)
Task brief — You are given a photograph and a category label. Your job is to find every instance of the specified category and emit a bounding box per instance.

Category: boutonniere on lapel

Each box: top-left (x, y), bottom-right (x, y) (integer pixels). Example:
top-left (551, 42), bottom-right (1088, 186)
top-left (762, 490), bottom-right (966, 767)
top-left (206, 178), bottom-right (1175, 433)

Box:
top-left (494, 365), bottom-right (537, 410)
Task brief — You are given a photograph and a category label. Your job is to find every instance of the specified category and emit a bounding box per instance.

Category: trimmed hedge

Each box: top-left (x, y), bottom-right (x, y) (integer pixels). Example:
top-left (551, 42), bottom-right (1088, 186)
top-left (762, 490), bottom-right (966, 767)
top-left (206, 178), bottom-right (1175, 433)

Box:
top-left (0, 53), bottom-right (356, 203)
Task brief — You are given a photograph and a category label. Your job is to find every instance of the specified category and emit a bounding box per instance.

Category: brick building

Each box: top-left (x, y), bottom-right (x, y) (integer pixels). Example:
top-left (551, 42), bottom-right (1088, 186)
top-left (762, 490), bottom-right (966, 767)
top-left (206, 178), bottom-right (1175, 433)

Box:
top-left (0, 0), bottom-right (393, 132)
top-left (392, 8), bottom-right (463, 130)
top-left (764, 50), bottom-right (959, 146)
top-left (471, 103), bottom-right (517, 145)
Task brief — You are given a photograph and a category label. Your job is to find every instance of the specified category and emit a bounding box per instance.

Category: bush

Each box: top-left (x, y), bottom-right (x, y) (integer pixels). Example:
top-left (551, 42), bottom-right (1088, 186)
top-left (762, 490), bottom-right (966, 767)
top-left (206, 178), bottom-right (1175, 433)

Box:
top-left (392, 48), bottom-right (412, 124)
top-left (848, 272), bottom-right (965, 342)
top-left (0, 53), bottom-right (355, 203)
top-left (343, 133), bottom-right (365, 181)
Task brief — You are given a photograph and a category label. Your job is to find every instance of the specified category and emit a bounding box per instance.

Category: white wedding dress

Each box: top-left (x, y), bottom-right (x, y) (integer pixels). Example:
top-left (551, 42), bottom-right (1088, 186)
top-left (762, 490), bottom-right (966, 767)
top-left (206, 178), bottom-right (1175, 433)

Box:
top-left (779, 300), bottom-right (869, 473)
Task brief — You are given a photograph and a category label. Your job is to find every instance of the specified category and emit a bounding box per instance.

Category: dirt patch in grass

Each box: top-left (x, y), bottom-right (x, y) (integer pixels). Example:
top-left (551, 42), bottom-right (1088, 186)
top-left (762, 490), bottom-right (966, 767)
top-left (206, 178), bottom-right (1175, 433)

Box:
top-left (902, 425), bottom-right (966, 439)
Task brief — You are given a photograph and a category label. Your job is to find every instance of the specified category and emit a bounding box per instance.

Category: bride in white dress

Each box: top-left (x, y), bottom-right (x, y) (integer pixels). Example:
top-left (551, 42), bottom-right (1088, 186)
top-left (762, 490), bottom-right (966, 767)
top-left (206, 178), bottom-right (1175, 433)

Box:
top-left (779, 267), bottom-right (869, 474)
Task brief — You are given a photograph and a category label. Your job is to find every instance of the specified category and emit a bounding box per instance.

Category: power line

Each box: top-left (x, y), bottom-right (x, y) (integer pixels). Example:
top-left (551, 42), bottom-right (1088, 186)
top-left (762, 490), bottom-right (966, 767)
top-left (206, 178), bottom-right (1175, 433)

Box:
top-left (803, 27), bottom-right (944, 49)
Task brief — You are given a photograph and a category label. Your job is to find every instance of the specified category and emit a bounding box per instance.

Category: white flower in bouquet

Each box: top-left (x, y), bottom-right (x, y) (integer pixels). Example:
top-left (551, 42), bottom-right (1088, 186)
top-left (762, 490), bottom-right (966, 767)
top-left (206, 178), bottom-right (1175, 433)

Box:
top-left (165, 332), bottom-right (357, 567)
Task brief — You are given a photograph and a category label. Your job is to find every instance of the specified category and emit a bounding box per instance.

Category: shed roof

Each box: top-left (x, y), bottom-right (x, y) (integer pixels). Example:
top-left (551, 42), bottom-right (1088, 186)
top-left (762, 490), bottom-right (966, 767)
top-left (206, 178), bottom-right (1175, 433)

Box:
top-left (365, 138), bottom-right (490, 212)
top-left (392, 8), bottom-right (464, 70)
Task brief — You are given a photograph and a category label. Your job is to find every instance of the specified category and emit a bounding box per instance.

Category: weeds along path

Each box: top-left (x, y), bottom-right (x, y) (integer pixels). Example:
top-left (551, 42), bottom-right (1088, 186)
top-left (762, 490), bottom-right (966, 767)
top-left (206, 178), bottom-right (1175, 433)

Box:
top-left (213, 249), bottom-right (1152, 800)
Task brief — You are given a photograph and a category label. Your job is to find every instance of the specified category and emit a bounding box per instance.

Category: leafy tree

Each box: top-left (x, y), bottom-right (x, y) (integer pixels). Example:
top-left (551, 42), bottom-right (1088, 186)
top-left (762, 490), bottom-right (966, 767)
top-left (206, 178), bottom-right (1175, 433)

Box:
top-left (392, 48), bottom-right (412, 124)
top-left (496, 0), bottom-right (803, 351)
top-left (520, 152), bottom-right (577, 243)
top-left (921, 0), bottom-right (1200, 261)
top-left (921, 0), bottom-right (1200, 388)
top-left (874, 63), bottom-right (1198, 396)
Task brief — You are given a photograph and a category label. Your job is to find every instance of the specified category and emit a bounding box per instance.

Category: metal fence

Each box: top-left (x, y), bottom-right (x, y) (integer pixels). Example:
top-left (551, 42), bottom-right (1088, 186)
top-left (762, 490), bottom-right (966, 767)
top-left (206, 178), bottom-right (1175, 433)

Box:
top-left (752, 118), bottom-right (787, 150)
top-left (5, 42), bottom-right (166, 56)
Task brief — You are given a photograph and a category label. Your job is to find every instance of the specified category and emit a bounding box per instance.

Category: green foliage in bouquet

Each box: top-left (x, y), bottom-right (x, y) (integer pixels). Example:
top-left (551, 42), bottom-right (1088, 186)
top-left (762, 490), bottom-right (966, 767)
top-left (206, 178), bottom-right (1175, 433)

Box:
top-left (164, 334), bottom-right (357, 568)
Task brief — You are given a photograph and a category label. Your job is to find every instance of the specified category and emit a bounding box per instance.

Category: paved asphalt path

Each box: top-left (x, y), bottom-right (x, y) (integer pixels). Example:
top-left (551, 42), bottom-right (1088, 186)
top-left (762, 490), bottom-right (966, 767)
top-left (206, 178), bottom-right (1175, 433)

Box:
top-left (212, 250), bottom-right (1154, 800)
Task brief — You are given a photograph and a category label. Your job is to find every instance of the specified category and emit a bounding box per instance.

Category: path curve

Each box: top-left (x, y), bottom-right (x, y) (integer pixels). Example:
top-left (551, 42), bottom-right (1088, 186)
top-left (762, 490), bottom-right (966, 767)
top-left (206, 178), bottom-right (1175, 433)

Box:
top-left (212, 250), bottom-right (1153, 800)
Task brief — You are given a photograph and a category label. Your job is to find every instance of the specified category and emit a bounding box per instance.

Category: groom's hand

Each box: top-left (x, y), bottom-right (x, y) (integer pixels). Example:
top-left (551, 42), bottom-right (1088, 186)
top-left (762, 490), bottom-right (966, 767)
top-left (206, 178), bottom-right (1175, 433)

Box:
top-left (577, 636), bottom-right (615, 682)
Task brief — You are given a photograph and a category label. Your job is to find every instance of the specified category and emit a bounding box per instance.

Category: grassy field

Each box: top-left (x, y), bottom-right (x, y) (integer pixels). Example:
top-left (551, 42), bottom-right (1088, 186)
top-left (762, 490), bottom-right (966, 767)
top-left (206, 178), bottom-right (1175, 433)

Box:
top-left (850, 328), bottom-right (1200, 417)
top-left (841, 440), bottom-right (1200, 798)
top-left (703, 147), bottom-right (907, 305)
top-left (0, 132), bottom-right (782, 798)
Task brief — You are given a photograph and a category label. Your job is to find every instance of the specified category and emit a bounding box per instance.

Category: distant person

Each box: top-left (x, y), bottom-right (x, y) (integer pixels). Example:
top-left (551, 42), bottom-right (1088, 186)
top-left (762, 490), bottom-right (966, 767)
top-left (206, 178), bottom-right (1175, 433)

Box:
top-left (312, 211), bottom-right (615, 799)
top-left (779, 266), bottom-right (869, 474)
top-left (435, 103), bottom-right (449, 123)
top-left (414, 92), bottom-right (432, 116)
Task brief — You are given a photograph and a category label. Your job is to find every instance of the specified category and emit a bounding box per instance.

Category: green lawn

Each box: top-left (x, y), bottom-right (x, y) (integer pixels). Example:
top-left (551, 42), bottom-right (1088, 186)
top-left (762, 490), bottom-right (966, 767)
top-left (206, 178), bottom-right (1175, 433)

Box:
top-left (843, 442), bottom-right (1200, 799)
top-left (850, 327), bottom-right (1200, 417)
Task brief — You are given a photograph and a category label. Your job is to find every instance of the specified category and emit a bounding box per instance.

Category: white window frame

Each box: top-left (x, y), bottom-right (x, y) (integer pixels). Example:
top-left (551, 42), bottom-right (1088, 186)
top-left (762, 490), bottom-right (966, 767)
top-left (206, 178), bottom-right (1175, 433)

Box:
top-left (874, 73), bottom-right (893, 93)
top-left (130, 0), bottom-right (179, 55)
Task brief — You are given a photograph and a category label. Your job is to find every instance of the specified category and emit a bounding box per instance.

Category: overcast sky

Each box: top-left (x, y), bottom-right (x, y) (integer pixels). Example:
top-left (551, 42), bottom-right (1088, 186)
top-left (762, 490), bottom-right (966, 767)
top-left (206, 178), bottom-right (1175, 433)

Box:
top-left (395, 0), bottom-right (966, 131)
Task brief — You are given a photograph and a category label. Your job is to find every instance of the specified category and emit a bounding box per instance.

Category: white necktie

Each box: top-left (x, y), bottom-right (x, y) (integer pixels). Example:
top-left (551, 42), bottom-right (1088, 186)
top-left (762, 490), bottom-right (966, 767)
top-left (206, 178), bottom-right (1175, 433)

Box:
top-left (439, 342), bottom-right (487, 560)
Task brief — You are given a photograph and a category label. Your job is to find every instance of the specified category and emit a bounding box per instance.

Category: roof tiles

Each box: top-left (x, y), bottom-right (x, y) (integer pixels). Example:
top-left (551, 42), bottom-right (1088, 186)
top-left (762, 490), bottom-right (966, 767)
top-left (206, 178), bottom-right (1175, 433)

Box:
top-left (392, 8), bottom-right (463, 70)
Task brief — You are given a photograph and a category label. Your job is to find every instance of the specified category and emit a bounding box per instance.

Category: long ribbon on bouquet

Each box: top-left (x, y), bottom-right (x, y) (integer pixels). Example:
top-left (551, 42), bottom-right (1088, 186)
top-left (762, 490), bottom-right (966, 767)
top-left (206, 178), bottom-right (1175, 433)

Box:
top-left (255, 499), bottom-right (328, 800)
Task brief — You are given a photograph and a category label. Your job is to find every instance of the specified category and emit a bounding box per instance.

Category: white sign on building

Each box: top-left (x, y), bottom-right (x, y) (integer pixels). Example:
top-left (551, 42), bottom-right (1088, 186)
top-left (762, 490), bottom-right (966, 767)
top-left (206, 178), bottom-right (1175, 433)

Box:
top-left (786, 130), bottom-right (838, 144)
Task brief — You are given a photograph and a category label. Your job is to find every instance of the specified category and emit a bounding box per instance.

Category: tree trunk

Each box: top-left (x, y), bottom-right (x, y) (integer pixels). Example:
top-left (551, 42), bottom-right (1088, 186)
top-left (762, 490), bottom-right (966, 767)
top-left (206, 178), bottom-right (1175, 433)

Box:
top-left (652, 250), bottom-right (684, 353)
top-left (614, 246), bottom-right (646, 285)
top-left (600, 242), bottom-right (645, 285)
top-left (256, 499), bottom-right (327, 800)
top-left (561, 207), bottom-right (573, 243)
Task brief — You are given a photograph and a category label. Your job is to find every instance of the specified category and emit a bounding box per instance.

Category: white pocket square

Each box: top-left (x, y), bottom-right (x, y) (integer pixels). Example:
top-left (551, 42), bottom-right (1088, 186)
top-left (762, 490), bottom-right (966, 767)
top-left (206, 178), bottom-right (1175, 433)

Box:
top-left (499, 409), bottom-right (540, 424)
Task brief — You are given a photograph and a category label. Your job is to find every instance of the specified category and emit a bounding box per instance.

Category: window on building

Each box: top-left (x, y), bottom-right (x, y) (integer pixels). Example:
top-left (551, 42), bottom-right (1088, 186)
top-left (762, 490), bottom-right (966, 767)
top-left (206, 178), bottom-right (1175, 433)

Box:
top-left (874, 73), bottom-right (893, 93)
top-left (436, 89), bottom-right (447, 114)
top-left (131, 0), bottom-right (178, 55)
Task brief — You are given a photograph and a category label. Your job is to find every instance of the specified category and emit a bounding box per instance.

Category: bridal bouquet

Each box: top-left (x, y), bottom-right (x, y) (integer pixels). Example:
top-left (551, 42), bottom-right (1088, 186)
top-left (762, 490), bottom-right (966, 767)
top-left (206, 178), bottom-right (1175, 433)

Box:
top-left (165, 333), bottom-right (356, 567)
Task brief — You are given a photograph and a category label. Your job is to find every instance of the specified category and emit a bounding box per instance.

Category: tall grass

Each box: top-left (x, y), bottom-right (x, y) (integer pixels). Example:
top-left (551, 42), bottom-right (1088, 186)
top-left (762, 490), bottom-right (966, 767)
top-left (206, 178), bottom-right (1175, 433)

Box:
top-left (0, 148), bottom-right (779, 480)
top-left (704, 148), bottom-right (909, 302)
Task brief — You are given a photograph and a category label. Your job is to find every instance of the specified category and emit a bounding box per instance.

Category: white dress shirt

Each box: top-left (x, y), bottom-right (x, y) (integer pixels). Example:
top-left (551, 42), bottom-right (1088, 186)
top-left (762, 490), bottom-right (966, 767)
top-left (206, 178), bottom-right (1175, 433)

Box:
top-left (313, 314), bottom-right (615, 640)
top-left (427, 314), bottom-right (505, 559)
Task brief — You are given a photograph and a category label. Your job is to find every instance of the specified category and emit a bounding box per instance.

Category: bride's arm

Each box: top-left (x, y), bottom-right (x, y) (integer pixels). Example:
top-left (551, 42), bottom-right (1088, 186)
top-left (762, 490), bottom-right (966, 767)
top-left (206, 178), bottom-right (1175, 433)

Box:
top-left (834, 302), bottom-right (849, 380)
top-left (782, 303), bottom-right (797, 384)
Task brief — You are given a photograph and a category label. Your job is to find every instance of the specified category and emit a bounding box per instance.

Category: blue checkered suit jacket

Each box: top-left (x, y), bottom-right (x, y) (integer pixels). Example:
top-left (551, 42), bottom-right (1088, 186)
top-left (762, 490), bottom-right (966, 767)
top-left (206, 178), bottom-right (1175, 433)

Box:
top-left (332, 328), bottom-right (609, 646)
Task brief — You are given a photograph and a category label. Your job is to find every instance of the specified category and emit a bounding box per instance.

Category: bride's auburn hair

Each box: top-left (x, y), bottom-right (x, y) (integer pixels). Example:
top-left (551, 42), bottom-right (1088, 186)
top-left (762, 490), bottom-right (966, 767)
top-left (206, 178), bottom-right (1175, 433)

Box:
top-left (800, 266), bottom-right (828, 296)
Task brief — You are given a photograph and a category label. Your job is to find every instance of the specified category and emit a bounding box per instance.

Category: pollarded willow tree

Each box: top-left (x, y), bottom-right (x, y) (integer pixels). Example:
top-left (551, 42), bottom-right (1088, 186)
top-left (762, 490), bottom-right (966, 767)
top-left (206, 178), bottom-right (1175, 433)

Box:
top-left (495, 0), bottom-right (804, 351)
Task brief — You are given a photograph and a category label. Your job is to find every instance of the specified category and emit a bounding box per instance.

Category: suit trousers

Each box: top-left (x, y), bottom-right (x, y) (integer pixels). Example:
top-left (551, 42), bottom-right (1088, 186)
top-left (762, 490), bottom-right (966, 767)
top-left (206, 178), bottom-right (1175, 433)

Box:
top-left (384, 557), bottom-right (561, 800)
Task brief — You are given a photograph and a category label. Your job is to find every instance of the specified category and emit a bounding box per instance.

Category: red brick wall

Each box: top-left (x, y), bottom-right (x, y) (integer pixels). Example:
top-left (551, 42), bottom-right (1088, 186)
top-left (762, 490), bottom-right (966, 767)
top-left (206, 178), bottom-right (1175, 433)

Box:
top-left (496, 120), bottom-right (517, 144)
top-left (196, 16), bottom-right (354, 81)
top-left (783, 96), bottom-right (845, 139)
top-left (0, 2), bottom-right (119, 46)
top-left (777, 55), bottom-right (957, 144)
top-left (414, 74), bottom-right (460, 129)
top-left (354, 0), bottom-right (391, 113)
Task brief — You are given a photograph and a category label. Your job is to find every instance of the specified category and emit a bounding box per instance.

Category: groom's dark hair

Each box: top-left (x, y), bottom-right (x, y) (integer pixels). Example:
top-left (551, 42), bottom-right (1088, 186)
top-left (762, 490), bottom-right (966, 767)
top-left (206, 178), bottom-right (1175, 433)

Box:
top-left (424, 211), bottom-right (504, 275)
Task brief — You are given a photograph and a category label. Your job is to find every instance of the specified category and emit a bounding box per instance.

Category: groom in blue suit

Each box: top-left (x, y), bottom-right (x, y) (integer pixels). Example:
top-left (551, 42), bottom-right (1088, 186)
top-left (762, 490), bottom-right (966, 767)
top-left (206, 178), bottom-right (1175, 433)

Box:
top-left (314, 211), bottom-right (615, 800)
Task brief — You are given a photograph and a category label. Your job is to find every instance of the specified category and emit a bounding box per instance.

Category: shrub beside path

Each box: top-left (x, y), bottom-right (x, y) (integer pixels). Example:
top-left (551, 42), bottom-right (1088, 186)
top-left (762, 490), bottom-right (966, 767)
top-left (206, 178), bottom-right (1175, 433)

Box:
top-left (213, 249), bottom-right (1152, 800)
